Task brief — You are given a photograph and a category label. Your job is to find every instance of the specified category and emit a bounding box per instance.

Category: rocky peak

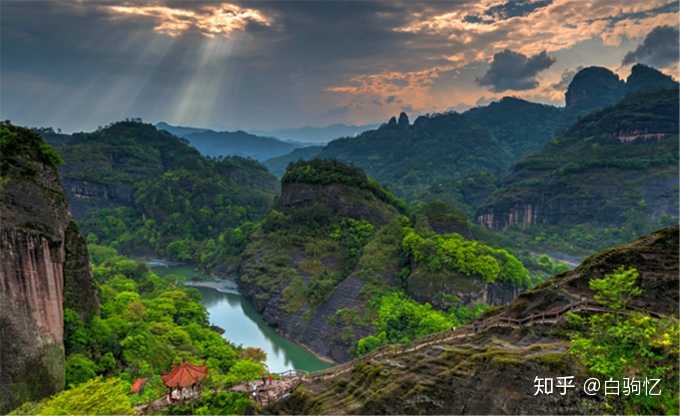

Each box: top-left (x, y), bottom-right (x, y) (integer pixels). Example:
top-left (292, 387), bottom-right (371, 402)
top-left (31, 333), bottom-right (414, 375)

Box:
top-left (397, 112), bottom-right (410, 129)
top-left (385, 116), bottom-right (398, 129)
top-left (625, 63), bottom-right (678, 94)
top-left (565, 64), bottom-right (677, 114)
top-left (565, 66), bottom-right (625, 113)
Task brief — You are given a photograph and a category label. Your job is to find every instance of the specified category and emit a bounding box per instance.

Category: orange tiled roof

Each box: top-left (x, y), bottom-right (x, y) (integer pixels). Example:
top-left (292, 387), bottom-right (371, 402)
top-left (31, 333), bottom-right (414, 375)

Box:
top-left (131, 378), bottom-right (147, 394)
top-left (161, 362), bottom-right (208, 388)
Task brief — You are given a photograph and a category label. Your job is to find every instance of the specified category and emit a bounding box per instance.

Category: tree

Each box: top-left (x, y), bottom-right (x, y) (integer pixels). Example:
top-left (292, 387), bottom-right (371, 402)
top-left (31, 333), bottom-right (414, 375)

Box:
top-left (11, 378), bottom-right (134, 415)
top-left (569, 267), bottom-right (679, 414)
top-left (65, 354), bottom-right (98, 388)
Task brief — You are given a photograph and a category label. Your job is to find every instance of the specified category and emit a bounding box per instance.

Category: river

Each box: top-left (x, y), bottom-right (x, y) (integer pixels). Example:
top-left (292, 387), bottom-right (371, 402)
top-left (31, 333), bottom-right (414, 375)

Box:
top-left (146, 261), bottom-right (331, 373)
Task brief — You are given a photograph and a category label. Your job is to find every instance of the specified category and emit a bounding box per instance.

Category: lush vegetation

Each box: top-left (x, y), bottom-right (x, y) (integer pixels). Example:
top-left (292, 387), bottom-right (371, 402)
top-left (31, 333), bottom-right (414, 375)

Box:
top-left (10, 377), bottom-right (134, 416)
top-left (42, 120), bottom-right (278, 269)
top-left (356, 291), bottom-right (489, 355)
top-left (313, 94), bottom-right (576, 213)
top-left (35, 245), bottom-right (267, 414)
top-left (479, 88), bottom-right (679, 255)
top-left (283, 158), bottom-right (406, 212)
top-left (241, 162), bottom-right (532, 361)
top-left (402, 228), bottom-right (531, 287)
top-left (1, 122), bottom-right (63, 176)
top-left (568, 267), bottom-right (679, 414)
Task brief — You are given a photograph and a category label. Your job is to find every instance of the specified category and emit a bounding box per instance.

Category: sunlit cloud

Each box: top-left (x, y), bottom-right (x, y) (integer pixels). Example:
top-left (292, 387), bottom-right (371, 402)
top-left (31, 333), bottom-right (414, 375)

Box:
top-left (107, 3), bottom-right (271, 38)
top-left (396, 0), bottom-right (676, 57)
top-left (328, 0), bottom-right (677, 115)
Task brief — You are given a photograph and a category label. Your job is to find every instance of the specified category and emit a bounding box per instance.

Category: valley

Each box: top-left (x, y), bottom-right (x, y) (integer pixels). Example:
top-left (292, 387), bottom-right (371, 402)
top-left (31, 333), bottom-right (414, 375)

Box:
top-left (148, 261), bottom-right (331, 372)
top-left (1, 4), bottom-right (679, 414)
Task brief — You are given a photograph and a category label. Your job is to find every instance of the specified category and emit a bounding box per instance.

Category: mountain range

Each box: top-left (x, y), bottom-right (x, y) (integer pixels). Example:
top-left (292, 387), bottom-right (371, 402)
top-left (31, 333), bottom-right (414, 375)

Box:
top-left (156, 122), bottom-right (305, 161)
top-left (40, 120), bottom-right (278, 269)
top-left (3, 61), bottom-right (678, 415)
top-left (253, 123), bottom-right (380, 144)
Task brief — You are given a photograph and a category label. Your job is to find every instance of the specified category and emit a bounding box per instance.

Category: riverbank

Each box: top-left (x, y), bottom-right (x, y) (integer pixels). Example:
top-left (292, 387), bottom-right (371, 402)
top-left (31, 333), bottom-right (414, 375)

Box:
top-left (145, 258), bottom-right (335, 371)
top-left (275, 328), bottom-right (337, 366)
top-left (193, 283), bottom-right (336, 367)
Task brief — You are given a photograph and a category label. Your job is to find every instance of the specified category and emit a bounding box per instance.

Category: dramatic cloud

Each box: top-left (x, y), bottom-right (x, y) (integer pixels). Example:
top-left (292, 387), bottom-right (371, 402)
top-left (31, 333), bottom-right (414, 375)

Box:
top-left (396, 0), bottom-right (677, 57)
top-left (484, 0), bottom-right (553, 20)
top-left (1, 1), bottom-right (677, 131)
top-left (107, 3), bottom-right (271, 38)
top-left (622, 25), bottom-right (679, 67)
top-left (477, 50), bottom-right (555, 92)
top-left (327, 67), bottom-right (445, 96)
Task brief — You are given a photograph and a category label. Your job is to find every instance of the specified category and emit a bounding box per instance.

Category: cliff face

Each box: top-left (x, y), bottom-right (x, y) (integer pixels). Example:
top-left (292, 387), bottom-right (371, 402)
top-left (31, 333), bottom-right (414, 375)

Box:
top-left (271, 226), bottom-right (679, 415)
top-left (406, 274), bottom-right (519, 309)
top-left (0, 124), bottom-right (98, 412)
top-left (477, 88), bottom-right (679, 232)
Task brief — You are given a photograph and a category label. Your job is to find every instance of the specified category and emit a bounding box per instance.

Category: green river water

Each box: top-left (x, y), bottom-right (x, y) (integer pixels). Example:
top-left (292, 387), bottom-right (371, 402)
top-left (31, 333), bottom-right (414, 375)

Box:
top-left (147, 262), bottom-right (331, 373)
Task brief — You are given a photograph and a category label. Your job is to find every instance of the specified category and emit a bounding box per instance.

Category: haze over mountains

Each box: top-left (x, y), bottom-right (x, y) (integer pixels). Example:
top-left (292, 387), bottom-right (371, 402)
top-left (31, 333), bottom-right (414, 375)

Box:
top-left (155, 122), bottom-right (302, 161)
top-left (253, 123), bottom-right (380, 144)
top-left (1, 60), bottom-right (677, 415)
top-left (154, 121), bottom-right (385, 162)
top-left (26, 62), bottom-right (678, 263)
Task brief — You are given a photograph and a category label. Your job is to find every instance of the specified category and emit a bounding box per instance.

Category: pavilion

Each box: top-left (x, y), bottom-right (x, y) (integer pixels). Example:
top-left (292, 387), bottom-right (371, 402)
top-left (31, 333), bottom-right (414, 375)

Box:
top-left (161, 362), bottom-right (208, 402)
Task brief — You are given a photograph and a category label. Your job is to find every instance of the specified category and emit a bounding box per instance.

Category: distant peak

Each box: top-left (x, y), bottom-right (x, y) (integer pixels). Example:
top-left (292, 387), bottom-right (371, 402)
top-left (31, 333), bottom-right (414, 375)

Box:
top-left (565, 66), bottom-right (624, 111)
top-left (398, 112), bottom-right (410, 129)
top-left (626, 63), bottom-right (678, 94)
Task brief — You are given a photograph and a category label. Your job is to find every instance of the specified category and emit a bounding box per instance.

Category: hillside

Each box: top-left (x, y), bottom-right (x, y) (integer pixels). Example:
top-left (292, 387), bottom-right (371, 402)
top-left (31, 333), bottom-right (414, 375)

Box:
top-left (238, 160), bottom-right (531, 363)
top-left (477, 88), bottom-right (679, 254)
top-left (42, 120), bottom-right (279, 268)
top-left (273, 64), bottom-right (676, 215)
top-left (156, 122), bottom-right (299, 161)
top-left (463, 97), bottom-right (567, 159)
top-left (318, 112), bottom-right (513, 210)
top-left (271, 226), bottom-right (679, 415)
top-left (0, 123), bottom-right (98, 412)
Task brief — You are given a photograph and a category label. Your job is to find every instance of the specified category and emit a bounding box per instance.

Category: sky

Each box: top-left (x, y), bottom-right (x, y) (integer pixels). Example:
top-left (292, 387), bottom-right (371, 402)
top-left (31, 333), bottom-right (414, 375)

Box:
top-left (1, 0), bottom-right (678, 133)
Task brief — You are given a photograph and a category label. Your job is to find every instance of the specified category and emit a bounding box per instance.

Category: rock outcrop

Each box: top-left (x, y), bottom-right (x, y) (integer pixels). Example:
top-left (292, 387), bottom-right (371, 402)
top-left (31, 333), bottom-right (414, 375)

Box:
top-left (240, 160), bottom-right (529, 363)
top-left (565, 64), bottom-right (677, 115)
top-left (238, 160), bottom-right (403, 363)
top-left (625, 63), bottom-right (678, 94)
top-left (0, 123), bottom-right (98, 412)
top-left (270, 226), bottom-right (679, 414)
top-left (565, 66), bottom-right (625, 113)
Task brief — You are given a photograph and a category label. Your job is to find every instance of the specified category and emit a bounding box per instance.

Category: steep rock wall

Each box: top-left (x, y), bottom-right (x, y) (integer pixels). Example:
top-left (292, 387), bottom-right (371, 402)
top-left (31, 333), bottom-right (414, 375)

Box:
top-left (0, 124), bottom-right (98, 412)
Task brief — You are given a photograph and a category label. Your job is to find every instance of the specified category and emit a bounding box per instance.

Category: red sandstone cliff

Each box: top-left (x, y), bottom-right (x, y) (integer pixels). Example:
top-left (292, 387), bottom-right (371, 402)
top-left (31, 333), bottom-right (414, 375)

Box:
top-left (0, 123), bottom-right (98, 412)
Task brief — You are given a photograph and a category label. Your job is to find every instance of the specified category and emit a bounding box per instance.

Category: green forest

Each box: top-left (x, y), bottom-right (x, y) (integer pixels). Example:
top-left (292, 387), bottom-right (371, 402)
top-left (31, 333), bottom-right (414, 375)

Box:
top-left (12, 245), bottom-right (265, 415)
top-left (2, 12), bottom-right (679, 413)
top-left (43, 120), bottom-right (278, 270)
